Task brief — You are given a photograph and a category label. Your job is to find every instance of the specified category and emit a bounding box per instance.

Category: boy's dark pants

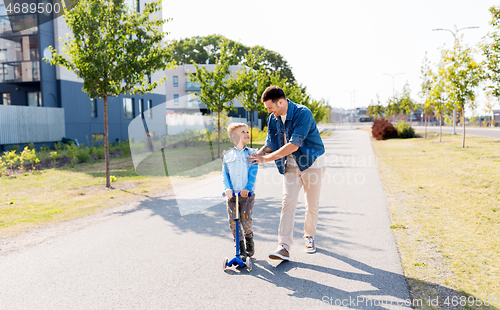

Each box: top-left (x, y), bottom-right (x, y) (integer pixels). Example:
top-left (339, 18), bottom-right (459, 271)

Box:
top-left (227, 194), bottom-right (255, 240)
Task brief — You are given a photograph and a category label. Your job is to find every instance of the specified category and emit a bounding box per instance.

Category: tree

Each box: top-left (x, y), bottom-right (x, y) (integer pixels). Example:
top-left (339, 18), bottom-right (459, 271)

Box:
top-left (366, 102), bottom-right (374, 119)
top-left (482, 6), bottom-right (500, 100)
top-left (398, 82), bottom-right (416, 123)
top-left (372, 94), bottom-right (385, 119)
top-left (419, 52), bottom-right (433, 139)
top-left (190, 40), bottom-right (238, 158)
top-left (441, 34), bottom-right (483, 147)
top-left (168, 34), bottom-right (247, 65)
top-left (386, 94), bottom-right (400, 122)
top-left (484, 91), bottom-right (497, 126)
top-left (168, 35), bottom-right (296, 83)
top-left (234, 51), bottom-right (267, 147)
top-left (266, 73), bottom-right (326, 123)
top-left (433, 56), bottom-right (455, 142)
top-left (245, 45), bottom-right (296, 84)
top-left (45, 0), bottom-right (173, 188)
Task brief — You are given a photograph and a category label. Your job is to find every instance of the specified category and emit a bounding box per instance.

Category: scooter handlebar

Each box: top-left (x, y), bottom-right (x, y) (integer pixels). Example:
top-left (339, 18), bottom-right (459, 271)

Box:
top-left (222, 191), bottom-right (253, 197)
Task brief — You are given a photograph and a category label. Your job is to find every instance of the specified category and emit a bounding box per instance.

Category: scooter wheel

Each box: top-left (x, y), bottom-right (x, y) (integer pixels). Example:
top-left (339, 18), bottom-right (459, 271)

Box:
top-left (246, 258), bottom-right (252, 271)
top-left (223, 258), bottom-right (228, 272)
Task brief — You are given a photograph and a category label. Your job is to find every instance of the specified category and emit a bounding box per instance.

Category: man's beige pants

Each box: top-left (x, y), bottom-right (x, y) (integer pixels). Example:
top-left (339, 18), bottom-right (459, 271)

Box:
top-left (278, 165), bottom-right (325, 252)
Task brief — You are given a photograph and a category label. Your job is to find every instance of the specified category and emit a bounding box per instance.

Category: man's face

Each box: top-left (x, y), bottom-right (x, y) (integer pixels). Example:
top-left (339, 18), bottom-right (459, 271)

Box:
top-left (264, 99), bottom-right (285, 117)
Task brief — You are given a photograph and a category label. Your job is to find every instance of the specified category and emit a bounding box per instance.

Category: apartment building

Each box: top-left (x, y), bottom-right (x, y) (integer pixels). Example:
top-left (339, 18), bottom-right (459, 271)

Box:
top-left (0, 0), bottom-right (166, 150)
top-left (164, 64), bottom-right (260, 128)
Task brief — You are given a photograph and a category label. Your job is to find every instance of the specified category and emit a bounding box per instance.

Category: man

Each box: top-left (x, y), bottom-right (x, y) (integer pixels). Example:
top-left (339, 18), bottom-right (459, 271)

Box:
top-left (248, 86), bottom-right (326, 261)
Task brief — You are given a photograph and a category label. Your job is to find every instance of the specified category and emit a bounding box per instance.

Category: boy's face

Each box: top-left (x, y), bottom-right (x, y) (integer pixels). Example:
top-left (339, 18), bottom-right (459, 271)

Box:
top-left (231, 126), bottom-right (250, 146)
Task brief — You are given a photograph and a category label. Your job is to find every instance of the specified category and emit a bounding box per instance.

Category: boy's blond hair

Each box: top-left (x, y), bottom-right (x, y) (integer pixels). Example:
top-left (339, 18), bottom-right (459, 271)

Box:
top-left (227, 123), bottom-right (248, 144)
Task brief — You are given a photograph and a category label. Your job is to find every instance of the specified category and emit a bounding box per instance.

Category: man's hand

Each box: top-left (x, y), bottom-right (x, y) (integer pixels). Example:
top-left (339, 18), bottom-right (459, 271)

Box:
top-left (247, 153), bottom-right (267, 165)
top-left (225, 189), bottom-right (233, 198)
top-left (240, 189), bottom-right (250, 198)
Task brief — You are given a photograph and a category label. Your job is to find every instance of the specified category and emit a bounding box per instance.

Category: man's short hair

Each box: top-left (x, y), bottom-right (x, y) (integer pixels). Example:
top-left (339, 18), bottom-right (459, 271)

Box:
top-left (261, 86), bottom-right (286, 103)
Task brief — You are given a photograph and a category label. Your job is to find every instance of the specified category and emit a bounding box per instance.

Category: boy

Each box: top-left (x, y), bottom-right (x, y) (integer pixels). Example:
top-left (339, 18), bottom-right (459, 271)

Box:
top-left (222, 123), bottom-right (258, 261)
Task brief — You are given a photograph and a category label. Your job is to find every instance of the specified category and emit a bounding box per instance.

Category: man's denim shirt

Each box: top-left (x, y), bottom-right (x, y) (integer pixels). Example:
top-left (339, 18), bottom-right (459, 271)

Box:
top-left (222, 146), bottom-right (258, 193)
top-left (265, 99), bottom-right (325, 175)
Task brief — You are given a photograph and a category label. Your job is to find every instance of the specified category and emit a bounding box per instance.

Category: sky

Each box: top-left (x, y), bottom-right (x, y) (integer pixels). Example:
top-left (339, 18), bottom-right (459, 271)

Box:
top-left (162, 0), bottom-right (499, 116)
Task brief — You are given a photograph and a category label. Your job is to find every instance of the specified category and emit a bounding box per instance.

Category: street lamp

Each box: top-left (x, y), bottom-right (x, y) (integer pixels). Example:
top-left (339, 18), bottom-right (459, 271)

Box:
top-left (432, 26), bottom-right (479, 135)
top-left (382, 73), bottom-right (405, 97)
top-left (345, 90), bottom-right (357, 129)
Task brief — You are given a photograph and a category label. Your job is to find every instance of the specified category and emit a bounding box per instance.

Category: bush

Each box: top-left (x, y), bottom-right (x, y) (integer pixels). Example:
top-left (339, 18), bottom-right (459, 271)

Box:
top-left (54, 142), bottom-right (66, 151)
top-left (94, 147), bottom-right (105, 159)
top-left (75, 147), bottom-right (91, 163)
top-left (49, 151), bottom-right (61, 167)
top-left (2, 150), bottom-right (19, 173)
top-left (67, 144), bottom-right (79, 164)
top-left (0, 159), bottom-right (7, 176)
top-left (20, 146), bottom-right (40, 170)
top-left (371, 118), bottom-right (398, 140)
top-left (395, 121), bottom-right (415, 139)
top-left (9, 145), bottom-right (19, 153)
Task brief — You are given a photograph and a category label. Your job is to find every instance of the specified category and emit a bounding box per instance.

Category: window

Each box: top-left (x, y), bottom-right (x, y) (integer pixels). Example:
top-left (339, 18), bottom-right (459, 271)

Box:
top-left (1, 93), bottom-right (10, 105)
top-left (139, 98), bottom-right (144, 119)
top-left (147, 100), bottom-right (152, 118)
top-left (90, 99), bottom-right (97, 118)
top-left (27, 91), bottom-right (41, 107)
top-left (173, 76), bottom-right (178, 87)
top-left (123, 98), bottom-right (134, 118)
top-left (174, 94), bottom-right (179, 104)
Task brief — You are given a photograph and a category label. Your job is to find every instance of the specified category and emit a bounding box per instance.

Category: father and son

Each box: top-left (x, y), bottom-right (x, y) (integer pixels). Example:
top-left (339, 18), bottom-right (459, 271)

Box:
top-left (222, 85), bottom-right (326, 262)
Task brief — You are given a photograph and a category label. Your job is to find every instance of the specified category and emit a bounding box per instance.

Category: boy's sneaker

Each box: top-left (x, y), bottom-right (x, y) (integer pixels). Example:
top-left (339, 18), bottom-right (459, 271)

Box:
top-left (239, 240), bottom-right (247, 261)
top-left (245, 237), bottom-right (255, 257)
top-left (268, 245), bottom-right (289, 261)
top-left (304, 236), bottom-right (316, 253)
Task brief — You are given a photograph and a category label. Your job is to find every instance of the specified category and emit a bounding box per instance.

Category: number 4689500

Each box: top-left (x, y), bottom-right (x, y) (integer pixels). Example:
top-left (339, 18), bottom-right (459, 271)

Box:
top-left (444, 296), bottom-right (499, 307)
top-left (5, 2), bottom-right (61, 14)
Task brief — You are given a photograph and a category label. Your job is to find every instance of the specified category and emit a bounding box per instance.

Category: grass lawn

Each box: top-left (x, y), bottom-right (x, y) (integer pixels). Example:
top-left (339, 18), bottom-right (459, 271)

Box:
top-left (371, 130), bottom-right (500, 308)
top-left (0, 141), bottom-right (263, 238)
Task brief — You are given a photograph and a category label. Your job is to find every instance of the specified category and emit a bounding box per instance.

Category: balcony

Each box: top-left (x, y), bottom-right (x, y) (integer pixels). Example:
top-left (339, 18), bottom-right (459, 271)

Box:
top-left (186, 97), bottom-right (206, 109)
top-left (185, 81), bottom-right (200, 91)
top-left (1, 60), bottom-right (40, 82)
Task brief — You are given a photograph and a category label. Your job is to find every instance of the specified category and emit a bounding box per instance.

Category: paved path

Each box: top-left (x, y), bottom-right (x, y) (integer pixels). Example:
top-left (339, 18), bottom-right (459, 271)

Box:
top-left (0, 129), bottom-right (411, 309)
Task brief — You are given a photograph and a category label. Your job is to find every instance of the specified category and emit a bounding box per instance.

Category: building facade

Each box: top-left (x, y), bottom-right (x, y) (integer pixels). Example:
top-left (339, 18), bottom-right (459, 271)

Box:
top-left (0, 0), bottom-right (166, 150)
top-left (164, 64), bottom-right (260, 128)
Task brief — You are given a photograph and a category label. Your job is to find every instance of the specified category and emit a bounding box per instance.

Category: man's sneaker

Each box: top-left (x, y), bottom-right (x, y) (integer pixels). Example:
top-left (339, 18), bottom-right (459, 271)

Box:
top-left (239, 240), bottom-right (247, 261)
top-left (268, 245), bottom-right (290, 261)
top-left (304, 236), bottom-right (316, 253)
top-left (245, 237), bottom-right (255, 257)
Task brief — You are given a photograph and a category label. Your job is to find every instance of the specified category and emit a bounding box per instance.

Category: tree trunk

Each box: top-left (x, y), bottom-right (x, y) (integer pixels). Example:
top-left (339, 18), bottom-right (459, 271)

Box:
top-left (424, 113), bottom-right (427, 139)
top-left (250, 110), bottom-right (253, 148)
top-left (217, 110), bottom-right (221, 158)
top-left (439, 113), bottom-right (442, 143)
top-left (462, 112), bottom-right (466, 148)
top-left (104, 94), bottom-right (110, 188)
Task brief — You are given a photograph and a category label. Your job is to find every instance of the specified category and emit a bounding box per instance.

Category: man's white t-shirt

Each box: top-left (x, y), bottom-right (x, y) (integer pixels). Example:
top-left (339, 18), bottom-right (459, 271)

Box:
top-left (281, 115), bottom-right (325, 169)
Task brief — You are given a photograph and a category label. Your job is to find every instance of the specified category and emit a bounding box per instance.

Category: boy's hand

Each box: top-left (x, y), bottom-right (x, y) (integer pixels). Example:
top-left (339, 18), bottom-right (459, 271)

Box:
top-left (241, 189), bottom-right (249, 197)
top-left (225, 189), bottom-right (233, 198)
